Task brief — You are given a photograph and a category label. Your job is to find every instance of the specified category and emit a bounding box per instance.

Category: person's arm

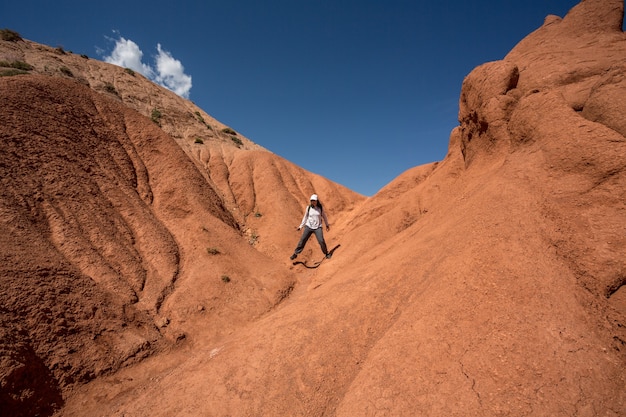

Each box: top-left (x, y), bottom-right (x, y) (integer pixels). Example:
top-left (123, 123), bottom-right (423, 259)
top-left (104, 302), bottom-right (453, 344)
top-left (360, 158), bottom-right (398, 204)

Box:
top-left (322, 209), bottom-right (330, 230)
top-left (298, 208), bottom-right (308, 230)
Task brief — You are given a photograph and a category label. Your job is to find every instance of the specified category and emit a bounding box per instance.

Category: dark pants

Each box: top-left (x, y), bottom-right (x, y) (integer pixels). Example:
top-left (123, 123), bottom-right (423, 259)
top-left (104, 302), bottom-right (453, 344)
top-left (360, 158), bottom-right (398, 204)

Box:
top-left (294, 226), bottom-right (327, 255)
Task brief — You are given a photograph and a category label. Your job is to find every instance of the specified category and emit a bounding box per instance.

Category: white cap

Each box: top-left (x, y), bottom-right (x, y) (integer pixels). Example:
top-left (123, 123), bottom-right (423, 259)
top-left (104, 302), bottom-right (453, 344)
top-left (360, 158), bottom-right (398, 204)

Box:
top-left (310, 194), bottom-right (318, 201)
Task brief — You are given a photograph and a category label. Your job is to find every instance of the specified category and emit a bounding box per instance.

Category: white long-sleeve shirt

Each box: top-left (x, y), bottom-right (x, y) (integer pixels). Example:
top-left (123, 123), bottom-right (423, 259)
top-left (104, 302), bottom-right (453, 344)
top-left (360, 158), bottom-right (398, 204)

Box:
top-left (299, 205), bottom-right (329, 230)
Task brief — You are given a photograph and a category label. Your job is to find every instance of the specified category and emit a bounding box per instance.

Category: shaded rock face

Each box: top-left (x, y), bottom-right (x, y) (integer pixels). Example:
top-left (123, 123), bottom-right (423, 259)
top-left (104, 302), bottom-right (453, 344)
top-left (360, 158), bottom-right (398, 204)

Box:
top-left (0, 1), bottom-right (625, 416)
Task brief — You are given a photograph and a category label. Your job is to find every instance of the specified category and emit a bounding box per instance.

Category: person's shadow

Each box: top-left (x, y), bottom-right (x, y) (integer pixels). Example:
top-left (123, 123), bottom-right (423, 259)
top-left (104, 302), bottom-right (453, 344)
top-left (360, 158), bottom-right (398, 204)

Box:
top-left (292, 244), bottom-right (341, 268)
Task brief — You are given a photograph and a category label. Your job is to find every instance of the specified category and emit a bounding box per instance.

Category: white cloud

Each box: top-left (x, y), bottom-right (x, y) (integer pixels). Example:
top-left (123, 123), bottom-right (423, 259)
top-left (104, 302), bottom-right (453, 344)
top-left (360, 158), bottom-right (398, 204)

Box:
top-left (103, 36), bottom-right (155, 78)
top-left (102, 33), bottom-right (192, 99)
top-left (153, 44), bottom-right (192, 99)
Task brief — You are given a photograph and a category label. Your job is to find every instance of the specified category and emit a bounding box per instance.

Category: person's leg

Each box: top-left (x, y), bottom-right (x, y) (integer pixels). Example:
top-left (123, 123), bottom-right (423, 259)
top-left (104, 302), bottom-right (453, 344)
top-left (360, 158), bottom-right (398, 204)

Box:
top-left (313, 227), bottom-right (328, 254)
top-left (292, 227), bottom-right (313, 257)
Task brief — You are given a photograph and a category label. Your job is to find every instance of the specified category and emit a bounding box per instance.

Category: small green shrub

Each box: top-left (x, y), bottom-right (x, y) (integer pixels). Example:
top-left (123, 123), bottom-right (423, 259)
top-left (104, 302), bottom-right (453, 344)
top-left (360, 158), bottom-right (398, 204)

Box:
top-left (0, 60), bottom-right (33, 71)
top-left (103, 82), bottom-right (117, 95)
top-left (221, 275), bottom-right (231, 283)
top-left (59, 66), bottom-right (73, 77)
top-left (194, 138), bottom-right (204, 144)
top-left (221, 127), bottom-right (237, 135)
top-left (14, 61), bottom-right (32, 70)
top-left (124, 67), bottom-right (135, 76)
top-left (80, 54), bottom-right (89, 59)
top-left (0, 29), bottom-right (22, 42)
top-left (55, 46), bottom-right (66, 55)
top-left (206, 247), bottom-right (220, 255)
top-left (195, 111), bottom-right (213, 130)
top-left (0, 69), bottom-right (27, 77)
top-left (151, 108), bottom-right (162, 125)
top-left (230, 136), bottom-right (243, 147)
top-left (254, 212), bottom-right (262, 218)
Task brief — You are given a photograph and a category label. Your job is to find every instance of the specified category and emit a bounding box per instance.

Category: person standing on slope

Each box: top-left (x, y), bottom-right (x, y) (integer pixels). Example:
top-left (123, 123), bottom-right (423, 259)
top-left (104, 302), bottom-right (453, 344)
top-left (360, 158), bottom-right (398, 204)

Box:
top-left (290, 194), bottom-right (331, 260)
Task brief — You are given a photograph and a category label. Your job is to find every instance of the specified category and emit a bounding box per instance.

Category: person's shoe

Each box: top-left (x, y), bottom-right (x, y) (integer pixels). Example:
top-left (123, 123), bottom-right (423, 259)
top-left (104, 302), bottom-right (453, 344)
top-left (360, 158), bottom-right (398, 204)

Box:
top-left (290, 254), bottom-right (297, 260)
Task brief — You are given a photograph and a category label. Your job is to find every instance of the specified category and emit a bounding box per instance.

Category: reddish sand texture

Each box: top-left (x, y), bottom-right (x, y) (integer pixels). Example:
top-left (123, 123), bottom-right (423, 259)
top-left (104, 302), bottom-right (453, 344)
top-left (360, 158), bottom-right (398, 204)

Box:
top-left (0, 0), bottom-right (625, 416)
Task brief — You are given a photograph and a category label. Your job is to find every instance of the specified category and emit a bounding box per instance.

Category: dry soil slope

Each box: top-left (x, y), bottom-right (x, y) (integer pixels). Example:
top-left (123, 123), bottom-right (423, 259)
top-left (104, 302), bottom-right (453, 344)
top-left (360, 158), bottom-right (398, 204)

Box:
top-left (335, 1), bottom-right (626, 414)
top-left (58, 0), bottom-right (626, 416)
top-left (0, 32), bottom-right (365, 417)
top-left (0, 74), bottom-right (300, 417)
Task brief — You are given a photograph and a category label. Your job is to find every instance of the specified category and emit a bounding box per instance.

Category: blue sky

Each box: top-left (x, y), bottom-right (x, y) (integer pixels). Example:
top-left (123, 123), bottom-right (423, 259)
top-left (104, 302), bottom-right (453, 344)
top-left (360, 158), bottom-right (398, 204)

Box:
top-left (2, 0), bottom-right (589, 196)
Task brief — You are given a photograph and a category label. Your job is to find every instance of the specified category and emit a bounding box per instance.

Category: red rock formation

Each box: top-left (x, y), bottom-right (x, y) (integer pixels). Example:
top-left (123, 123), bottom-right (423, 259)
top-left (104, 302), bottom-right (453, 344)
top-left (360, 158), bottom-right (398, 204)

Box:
top-left (0, 1), bottom-right (624, 416)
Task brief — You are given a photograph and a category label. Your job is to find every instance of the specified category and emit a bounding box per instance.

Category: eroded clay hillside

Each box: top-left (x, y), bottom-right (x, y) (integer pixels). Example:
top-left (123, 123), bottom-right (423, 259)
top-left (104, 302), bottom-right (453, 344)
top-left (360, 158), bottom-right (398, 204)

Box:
top-left (1, 0), bottom-right (625, 416)
top-left (0, 34), bottom-right (362, 417)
